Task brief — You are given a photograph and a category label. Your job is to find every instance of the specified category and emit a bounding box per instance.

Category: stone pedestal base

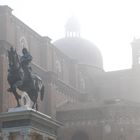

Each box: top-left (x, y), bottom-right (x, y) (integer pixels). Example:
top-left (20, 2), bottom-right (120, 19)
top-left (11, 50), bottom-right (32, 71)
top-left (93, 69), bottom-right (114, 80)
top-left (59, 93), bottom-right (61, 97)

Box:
top-left (0, 109), bottom-right (61, 140)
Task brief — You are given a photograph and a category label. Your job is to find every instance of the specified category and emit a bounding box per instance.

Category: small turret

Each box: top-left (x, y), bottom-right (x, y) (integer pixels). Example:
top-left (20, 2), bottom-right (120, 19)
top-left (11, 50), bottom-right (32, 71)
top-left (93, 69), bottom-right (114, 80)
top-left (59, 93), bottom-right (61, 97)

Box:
top-left (131, 38), bottom-right (140, 67)
top-left (65, 16), bottom-right (80, 37)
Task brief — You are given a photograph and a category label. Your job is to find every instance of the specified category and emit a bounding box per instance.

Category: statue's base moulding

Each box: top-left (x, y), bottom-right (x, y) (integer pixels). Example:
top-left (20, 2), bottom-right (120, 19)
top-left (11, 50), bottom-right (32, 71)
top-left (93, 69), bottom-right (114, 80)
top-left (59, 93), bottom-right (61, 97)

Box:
top-left (0, 109), bottom-right (61, 140)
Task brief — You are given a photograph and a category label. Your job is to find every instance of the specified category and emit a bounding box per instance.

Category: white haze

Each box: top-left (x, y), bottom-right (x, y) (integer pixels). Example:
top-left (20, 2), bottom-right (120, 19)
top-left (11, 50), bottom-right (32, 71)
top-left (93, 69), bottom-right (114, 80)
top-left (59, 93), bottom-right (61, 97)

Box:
top-left (1, 0), bottom-right (140, 71)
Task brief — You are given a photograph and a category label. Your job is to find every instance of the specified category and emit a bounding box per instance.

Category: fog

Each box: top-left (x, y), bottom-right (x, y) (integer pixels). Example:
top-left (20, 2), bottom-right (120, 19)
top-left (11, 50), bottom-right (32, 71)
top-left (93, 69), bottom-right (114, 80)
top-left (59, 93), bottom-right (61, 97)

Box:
top-left (1, 0), bottom-right (140, 71)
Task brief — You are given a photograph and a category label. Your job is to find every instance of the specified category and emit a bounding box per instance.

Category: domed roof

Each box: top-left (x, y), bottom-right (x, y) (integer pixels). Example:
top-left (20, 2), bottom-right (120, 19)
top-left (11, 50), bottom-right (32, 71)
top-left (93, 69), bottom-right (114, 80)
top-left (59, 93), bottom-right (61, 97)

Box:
top-left (54, 37), bottom-right (103, 69)
top-left (53, 17), bottom-right (103, 69)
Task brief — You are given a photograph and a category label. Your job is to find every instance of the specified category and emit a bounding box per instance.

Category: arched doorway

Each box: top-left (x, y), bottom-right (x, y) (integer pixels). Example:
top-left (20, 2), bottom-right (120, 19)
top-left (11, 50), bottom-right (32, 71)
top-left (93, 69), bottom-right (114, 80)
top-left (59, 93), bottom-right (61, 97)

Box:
top-left (71, 131), bottom-right (89, 140)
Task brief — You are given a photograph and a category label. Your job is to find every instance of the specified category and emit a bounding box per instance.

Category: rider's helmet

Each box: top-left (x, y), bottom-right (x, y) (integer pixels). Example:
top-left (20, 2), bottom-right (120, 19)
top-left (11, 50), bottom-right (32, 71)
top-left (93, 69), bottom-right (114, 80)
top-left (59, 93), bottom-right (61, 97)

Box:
top-left (10, 46), bottom-right (15, 52)
top-left (22, 48), bottom-right (28, 55)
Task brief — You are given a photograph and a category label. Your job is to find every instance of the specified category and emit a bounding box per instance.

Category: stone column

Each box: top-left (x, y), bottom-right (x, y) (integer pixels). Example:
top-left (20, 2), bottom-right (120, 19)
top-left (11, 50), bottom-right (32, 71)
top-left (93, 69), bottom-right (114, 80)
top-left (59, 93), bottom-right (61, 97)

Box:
top-left (2, 131), bottom-right (9, 140)
top-left (23, 134), bottom-right (31, 140)
top-left (20, 128), bottom-right (32, 140)
top-left (43, 135), bottom-right (48, 140)
top-left (46, 83), bottom-right (56, 118)
top-left (14, 134), bottom-right (23, 140)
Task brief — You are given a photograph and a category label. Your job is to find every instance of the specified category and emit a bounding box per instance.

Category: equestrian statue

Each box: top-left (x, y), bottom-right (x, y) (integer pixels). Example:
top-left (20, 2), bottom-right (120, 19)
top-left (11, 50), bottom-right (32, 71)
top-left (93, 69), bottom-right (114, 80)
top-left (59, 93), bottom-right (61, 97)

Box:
top-left (7, 47), bottom-right (45, 110)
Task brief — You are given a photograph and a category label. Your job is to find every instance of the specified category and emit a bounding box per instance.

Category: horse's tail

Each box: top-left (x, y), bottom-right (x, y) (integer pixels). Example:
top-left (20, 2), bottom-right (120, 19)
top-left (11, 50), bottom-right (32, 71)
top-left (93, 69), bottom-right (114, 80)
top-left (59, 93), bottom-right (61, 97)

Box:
top-left (40, 85), bottom-right (45, 101)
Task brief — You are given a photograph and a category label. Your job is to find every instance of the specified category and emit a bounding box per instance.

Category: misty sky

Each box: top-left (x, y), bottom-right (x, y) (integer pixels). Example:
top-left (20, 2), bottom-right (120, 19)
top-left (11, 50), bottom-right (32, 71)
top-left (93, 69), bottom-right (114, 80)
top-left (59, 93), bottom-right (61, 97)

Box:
top-left (1, 0), bottom-right (140, 71)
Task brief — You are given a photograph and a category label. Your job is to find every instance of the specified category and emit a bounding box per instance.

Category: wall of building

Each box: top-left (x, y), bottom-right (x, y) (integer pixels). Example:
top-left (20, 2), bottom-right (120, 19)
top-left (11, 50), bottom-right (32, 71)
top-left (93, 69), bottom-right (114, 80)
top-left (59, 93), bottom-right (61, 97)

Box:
top-left (57, 103), bottom-right (140, 140)
top-left (0, 6), bottom-right (51, 70)
top-left (0, 6), bottom-right (82, 116)
top-left (0, 6), bottom-right (78, 88)
top-left (93, 68), bottom-right (140, 102)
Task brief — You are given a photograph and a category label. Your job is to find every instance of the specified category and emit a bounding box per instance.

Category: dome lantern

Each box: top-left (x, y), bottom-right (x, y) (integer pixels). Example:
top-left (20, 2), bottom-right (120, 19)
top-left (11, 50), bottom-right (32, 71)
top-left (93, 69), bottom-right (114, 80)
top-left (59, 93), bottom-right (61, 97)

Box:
top-left (65, 17), bottom-right (80, 38)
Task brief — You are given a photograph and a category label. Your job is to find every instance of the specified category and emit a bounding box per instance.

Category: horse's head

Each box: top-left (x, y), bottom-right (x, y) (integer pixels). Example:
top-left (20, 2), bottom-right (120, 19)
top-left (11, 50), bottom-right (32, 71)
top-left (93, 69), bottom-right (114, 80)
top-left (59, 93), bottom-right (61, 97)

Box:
top-left (8, 47), bottom-right (20, 70)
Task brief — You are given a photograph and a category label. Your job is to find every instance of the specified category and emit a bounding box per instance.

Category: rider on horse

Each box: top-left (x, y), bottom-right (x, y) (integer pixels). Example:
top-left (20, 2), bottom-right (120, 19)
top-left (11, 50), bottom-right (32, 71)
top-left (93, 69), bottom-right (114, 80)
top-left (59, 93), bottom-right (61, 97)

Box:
top-left (8, 47), bottom-right (33, 92)
top-left (7, 47), bottom-right (45, 109)
top-left (20, 48), bottom-right (33, 83)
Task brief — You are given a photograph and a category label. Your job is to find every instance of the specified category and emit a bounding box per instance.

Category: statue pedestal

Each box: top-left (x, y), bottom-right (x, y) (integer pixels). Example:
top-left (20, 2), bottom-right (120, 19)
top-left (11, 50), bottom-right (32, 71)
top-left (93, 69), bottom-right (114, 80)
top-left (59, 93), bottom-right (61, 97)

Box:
top-left (8, 105), bottom-right (31, 112)
top-left (0, 109), bottom-right (61, 140)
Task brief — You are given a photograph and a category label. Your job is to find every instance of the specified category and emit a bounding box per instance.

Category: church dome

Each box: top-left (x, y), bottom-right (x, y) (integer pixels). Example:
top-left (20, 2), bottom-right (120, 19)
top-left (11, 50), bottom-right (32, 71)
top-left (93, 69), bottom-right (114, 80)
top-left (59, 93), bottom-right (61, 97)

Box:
top-left (53, 17), bottom-right (103, 70)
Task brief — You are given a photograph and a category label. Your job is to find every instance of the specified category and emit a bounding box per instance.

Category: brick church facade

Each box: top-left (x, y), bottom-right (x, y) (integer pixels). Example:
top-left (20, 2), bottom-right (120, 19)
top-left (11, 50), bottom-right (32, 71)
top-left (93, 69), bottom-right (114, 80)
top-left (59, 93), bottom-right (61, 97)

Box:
top-left (1, 6), bottom-right (140, 140)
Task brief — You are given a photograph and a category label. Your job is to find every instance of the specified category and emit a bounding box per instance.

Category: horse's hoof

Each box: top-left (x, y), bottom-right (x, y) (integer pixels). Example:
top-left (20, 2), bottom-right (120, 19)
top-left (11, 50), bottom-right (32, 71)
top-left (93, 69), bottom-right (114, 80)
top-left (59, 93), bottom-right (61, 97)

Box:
top-left (16, 105), bottom-right (20, 107)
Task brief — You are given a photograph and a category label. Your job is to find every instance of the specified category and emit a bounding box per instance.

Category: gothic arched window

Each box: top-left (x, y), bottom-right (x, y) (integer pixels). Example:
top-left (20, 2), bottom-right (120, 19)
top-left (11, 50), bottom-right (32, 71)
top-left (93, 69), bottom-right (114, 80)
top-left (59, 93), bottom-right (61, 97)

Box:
top-left (56, 60), bottom-right (62, 73)
top-left (18, 36), bottom-right (29, 55)
top-left (79, 72), bottom-right (86, 91)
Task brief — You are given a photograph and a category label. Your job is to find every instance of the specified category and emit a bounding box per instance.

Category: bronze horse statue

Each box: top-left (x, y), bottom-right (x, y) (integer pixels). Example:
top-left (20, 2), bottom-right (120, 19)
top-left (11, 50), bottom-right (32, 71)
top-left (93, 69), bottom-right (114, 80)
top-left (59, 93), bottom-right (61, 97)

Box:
top-left (7, 47), bottom-right (45, 110)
